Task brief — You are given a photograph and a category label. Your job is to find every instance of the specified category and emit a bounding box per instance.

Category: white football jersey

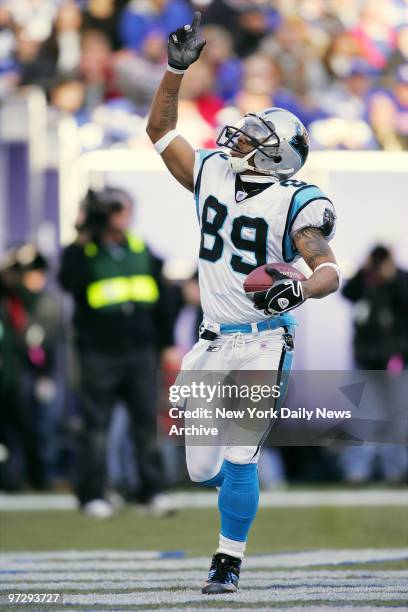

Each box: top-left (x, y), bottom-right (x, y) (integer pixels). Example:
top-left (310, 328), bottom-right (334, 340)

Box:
top-left (193, 149), bottom-right (336, 324)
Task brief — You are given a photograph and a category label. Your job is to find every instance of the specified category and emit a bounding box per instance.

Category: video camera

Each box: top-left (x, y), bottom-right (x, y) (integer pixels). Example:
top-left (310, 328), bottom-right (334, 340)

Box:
top-left (78, 188), bottom-right (132, 239)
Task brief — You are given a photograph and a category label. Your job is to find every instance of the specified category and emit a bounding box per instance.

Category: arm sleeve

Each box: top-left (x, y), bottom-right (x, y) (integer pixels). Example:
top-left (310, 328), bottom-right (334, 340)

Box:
top-left (194, 149), bottom-right (209, 187)
top-left (193, 149), bottom-right (219, 192)
top-left (282, 184), bottom-right (336, 262)
top-left (290, 198), bottom-right (336, 241)
top-left (192, 149), bottom-right (219, 222)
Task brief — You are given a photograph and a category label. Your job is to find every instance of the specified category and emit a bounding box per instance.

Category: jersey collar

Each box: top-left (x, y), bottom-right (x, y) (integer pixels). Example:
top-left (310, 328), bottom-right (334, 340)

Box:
top-left (235, 174), bottom-right (276, 203)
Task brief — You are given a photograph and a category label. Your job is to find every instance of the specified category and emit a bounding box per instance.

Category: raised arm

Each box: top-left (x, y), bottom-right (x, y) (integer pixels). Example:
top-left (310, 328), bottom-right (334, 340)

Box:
top-left (146, 12), bottom-right (206, 192)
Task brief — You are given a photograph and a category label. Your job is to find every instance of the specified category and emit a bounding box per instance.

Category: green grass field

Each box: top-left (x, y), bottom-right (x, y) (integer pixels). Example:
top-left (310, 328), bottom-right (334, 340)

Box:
top-left (1, 506), bottom-right (407, 556)
top-left (1, 502), bottom-right (407, 609)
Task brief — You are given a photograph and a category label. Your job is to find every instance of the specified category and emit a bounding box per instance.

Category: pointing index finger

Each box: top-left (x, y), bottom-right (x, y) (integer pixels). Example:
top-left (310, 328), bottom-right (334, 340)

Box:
top-left (191, 11), bottom-right (201, 33)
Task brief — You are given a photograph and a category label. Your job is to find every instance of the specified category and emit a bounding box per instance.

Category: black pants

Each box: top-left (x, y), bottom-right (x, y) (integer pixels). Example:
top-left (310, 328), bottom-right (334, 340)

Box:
top-left (76, 346), bottom-right (163, 505)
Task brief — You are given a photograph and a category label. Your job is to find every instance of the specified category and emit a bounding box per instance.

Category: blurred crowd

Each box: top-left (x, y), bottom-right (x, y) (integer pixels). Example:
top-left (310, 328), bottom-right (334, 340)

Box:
top-left (0, 244), bottom-right (63, 491)
top-left (0, 0), bottom-right (407, 151)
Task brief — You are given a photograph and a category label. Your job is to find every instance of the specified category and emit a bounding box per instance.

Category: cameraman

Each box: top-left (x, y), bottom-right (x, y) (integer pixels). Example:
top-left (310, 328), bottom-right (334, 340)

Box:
top-left (59, 187), bottom-right (176, 517)
top-left (342, 245), bottom-right (408, 370)
top-left (340, 245), bottom-right (408, 484)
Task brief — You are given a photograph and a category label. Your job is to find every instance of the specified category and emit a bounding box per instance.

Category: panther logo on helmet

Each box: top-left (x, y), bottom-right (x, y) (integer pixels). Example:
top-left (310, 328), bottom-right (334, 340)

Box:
top-left (216, 107), bottom-right (309, 180)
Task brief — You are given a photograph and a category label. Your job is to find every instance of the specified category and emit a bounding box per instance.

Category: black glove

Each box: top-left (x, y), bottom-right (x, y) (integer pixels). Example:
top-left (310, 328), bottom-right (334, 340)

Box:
top-left (168, 11), bottom-right (206, 71)
top-left (253, 268), bottom-right (305, 316)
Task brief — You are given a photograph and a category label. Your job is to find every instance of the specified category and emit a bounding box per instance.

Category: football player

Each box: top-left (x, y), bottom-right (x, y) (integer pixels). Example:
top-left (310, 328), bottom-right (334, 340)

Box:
top-left (146, 12), bottom-right (341, 594)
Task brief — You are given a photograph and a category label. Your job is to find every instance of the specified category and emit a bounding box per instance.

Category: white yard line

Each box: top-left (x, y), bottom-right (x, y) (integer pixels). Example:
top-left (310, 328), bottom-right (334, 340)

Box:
top-left (1, 489), bottom-right (408, 511)
top-left (1, 552), bottom-right (407, 610)
top-left (164, 608), bottom-right (406, 612)
top-left (1, 577), bottom-right (408, 590)
top-left (2, 549), bottom-right (408, 570)
top-left (60, 588), bottom-right (408, 605)
top-left (2, 570), bottom-right (408, 584)
top-left (0, 550), bottom-right (172, 561)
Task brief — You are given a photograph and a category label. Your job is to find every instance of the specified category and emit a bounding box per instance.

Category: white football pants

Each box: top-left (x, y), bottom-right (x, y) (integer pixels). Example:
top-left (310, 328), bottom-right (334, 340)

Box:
top-left (180, 326), bottom-right (294, 483)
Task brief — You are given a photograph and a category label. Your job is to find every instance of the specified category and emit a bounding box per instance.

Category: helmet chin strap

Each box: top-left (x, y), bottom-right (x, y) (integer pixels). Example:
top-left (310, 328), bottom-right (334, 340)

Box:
top-left (229, 150), bottom-right (254, 173)
top-left (229, 153), bottom-right (294, 179)
top-left (229, 151), bottom-right (277, 177)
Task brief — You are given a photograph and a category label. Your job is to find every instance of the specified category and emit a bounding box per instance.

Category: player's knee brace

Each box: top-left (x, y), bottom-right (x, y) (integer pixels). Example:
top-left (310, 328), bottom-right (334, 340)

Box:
top-left (218, 460), bottom-right (259, 542)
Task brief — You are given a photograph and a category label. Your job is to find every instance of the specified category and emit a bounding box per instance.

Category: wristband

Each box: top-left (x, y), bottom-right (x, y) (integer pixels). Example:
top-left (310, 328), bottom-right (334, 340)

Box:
top-left (167, 64), bottom-right (186, 75)
top-left (153, 129), bottom-right (180, 154)
top-left (314, 262), bottom-right (342, 286)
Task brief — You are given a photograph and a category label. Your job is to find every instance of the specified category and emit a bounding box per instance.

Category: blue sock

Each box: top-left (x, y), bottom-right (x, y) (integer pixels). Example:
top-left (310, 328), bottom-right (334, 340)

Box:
top-left (218, 460), bottom-right (259, 542)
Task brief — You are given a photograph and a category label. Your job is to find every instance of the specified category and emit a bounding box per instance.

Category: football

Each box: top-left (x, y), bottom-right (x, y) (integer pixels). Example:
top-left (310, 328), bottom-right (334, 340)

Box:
top-left (243, 263), bottom-right (306, 297)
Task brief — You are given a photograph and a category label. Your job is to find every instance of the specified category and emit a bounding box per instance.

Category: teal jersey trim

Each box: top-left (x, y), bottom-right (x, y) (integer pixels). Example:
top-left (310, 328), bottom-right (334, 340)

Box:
top-left (194, 149), bottom-right (222, 222)
top-left (282, 185), bottom-right (331, 262)
top-left (251, 323), bottom-right (295, 460)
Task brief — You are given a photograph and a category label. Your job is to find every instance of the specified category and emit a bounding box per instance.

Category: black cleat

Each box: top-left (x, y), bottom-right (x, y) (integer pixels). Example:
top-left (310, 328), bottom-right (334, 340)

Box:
top-left (202, 552), bottom-right (241, 594)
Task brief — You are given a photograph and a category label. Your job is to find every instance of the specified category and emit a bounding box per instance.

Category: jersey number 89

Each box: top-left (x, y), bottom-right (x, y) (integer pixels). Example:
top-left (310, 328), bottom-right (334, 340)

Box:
top-left (199, 196), bottom-right (268, 275)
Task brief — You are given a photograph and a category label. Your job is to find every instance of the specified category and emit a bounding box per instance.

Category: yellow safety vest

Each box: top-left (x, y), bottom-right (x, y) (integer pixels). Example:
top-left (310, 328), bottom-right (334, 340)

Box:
top-left (84, 235), bottom-right (159, 310)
